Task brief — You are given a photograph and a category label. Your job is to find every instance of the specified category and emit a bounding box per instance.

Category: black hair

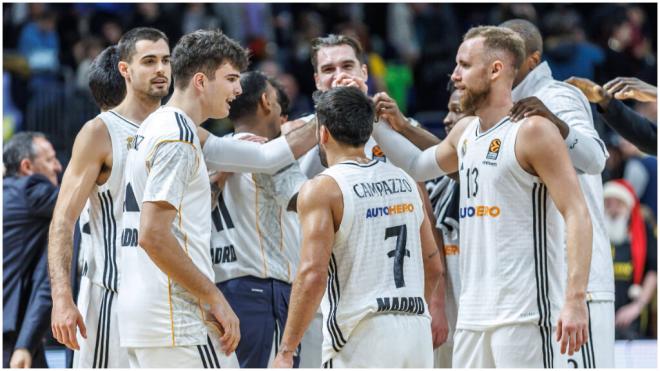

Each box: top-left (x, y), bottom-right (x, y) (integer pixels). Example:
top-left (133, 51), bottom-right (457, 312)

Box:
top-left (228, 71), bottom-right (269, 121)
top-left (88, 45), bottom-right (125, 110)
top-left (313, 86), bottom-right (374, 147)
top-left (117, 27), bottom-right (169, 62)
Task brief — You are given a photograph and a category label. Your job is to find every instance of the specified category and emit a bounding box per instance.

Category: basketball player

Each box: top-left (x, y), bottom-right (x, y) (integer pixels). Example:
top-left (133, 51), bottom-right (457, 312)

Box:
top-left (502, 19), bottom-right (615, 368)
top-left (273, 86), bottom-right (443, 368)
top-left (371, 26), bottom-right (593, 367)
top-left (48, 27), bottom-right (171, 368)
top-left (211, 71), bottom-right (307, 368)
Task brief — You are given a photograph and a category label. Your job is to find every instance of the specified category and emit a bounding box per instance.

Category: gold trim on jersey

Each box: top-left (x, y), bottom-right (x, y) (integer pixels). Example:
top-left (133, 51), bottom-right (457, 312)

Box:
top-left (167, 277), bottom-right (175, 346)
top-left (253, 174), bottom-right (269, 278)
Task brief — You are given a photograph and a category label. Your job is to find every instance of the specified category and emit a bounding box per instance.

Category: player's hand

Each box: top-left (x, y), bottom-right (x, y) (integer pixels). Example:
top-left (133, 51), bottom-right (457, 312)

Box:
top-left (9, 348), bottom-right (32, 368)
top-left (615, 301), bottom-right (643, 328)
top-left (556, 297), bottom-right (589, 356)
top-left (565, 77), bottom-right (610, 104)
top-left (510, 96), bottom-right (559, 123)
top-left (281, 118), bottom-right (308, 135)
top-left (373, 92), bottom-right (409, 132)
top-left (604, 77), bottom-right (657, 102)
top-left (209, 295), bottom-right (241, 356)
top-left (51, 296), bottom-right (86, 350)
top-left (332, 72), bottom-right (368, 94)
top-left (272, 351), bottom-right (294, 368)
top-left (429, 290), bottom-right (449, 348)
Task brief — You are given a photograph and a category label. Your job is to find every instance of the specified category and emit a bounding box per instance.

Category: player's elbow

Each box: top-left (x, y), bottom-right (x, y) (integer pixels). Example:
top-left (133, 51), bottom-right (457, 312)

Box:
top-left (138, 224), bottom-right (165, 254)
top-left (296, 263), bottom-right (327, 290)
top-left (580, 154), bottom-right (606, 175)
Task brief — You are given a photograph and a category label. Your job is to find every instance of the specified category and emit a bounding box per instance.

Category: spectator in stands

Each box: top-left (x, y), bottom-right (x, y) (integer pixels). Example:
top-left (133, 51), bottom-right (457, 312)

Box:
top-left (17, 10), bottom-right (60, 84)
top-left (567, 76), bottom-right (657, 155)
top-left (3, 132), bottom-right (62, 368)
top-left (603, 180), bottom-right (657, 340)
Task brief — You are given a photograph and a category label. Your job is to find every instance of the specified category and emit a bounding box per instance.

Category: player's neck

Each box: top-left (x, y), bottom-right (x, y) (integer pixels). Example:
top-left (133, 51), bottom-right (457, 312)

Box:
top-left (234, 117), bottom-right (280, 140)
top-left (476, 89), bottom-right (513, 131)
top-left (328, 146), bottom-right (369, 167)
top-left (166, 89), bottom-right (205, 126)
top-left (112, 90), bottom-right (161, 124)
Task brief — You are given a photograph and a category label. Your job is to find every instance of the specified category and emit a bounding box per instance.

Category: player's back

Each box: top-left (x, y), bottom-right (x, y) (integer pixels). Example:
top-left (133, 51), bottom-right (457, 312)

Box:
top-left (319, 159), bottom-right (430, 362)
top-left (82, 111), bottom-right (139, 292)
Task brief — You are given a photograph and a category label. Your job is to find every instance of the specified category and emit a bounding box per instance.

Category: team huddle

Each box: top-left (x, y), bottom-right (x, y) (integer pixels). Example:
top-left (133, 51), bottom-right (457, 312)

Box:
top-left (47, 19), bottom-right (613, 369)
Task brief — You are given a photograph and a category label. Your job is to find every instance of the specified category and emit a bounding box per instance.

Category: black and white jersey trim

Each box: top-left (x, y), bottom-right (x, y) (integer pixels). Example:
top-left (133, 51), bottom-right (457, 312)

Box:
top-left (533, 183), bottom-right (554, 368)
top-left (99, 190), bottom-right (118, 292)
top-left (175, 112), bottom-right (194, 143)
top-left (197, 335), bottom-right (222, 368)
top-left (92, 290), bottom-right (115, 368)
top-left (326, 253), bottom-right (347, 352)
top-left (108, 110), bottom-right (139, 129)
top-left (580, 302), bottom-right (596, 368)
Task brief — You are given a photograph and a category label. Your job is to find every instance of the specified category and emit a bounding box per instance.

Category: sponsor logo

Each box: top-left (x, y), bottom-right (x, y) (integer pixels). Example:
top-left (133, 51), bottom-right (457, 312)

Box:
top-left (486, 138), bottom-right (501, 160)
top-left (461, 139), bottom-right (467, 156)
top-left (371, 145), bottom-right (386, 162)
top-left (444, 244), bottom-right (460, 256)
top-left (366, 203), bottom-right (415, 218)
top-left (459, 205), bottom-right (501, 218)
top-left (127, 135), bottom-right (144, 150)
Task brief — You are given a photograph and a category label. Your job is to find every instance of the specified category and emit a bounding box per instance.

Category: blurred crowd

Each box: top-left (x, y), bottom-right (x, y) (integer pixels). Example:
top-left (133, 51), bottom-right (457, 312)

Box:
top-left (2, 2), bottom-right (658, 367)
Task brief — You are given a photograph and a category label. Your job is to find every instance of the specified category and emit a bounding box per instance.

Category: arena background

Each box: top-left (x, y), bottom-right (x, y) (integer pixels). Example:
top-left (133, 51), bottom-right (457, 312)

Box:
top-left (2, 2), bottom-right (657, 368)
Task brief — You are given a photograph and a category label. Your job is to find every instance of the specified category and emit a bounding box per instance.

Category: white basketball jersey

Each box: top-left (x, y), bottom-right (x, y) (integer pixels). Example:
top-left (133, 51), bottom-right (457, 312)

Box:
top-left (456, 117), bottom-right (564, 332)
top-left (319, 160), bottom-right (430, 363)
top-left (81, 111), bottom-right (138, 292)
top-left (211, 133), bottom-right (304, 284)
top-left (118, 106), bottom-right (213, 347)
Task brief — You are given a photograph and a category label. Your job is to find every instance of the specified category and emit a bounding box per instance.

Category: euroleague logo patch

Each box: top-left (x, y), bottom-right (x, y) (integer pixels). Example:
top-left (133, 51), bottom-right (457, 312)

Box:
top-left (372, 145), bottom-right (386, 162)
top-left (486, 138), bottom-right (501, 160)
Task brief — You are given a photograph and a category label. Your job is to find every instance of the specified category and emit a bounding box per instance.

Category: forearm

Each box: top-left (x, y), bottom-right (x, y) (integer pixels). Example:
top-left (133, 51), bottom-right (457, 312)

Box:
top-left (563, 210), bottom-right (592, 299)
top-left (203, 135), bottom-right (295, 174)
top-left (279, 268), bottom-right (327, 351)
top-left (372, 122), bottom-right (444, 181)
top-left (562, 127), bottom-right (608, 174)
top-left (47, 218), bottom-right (75, 300)
top-left (399, 124), bottom-right (441, 150)
top-left (636, 271), bottom-right (657, 308)
top-left (140, 231), bottom-right (221, 305)
top-left (599, 99), bottom-right (657, 154)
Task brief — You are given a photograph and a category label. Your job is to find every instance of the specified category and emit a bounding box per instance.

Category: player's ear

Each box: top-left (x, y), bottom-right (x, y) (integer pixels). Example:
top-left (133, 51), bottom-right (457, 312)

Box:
top-left (260, 92), bottom-right (271, 114)
top-left (118, 61), bottom-right (129, 79)
top-left (491, 60), bottom-right (504, 80)
top-left (319, 125), bottom-right (330, 144)
top-left (192, 72), bottom-right (206, 91)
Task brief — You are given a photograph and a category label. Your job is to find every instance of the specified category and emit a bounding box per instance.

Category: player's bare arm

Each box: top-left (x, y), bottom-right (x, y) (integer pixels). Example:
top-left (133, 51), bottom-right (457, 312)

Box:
top-left (517, 116), bottom-right (593, 356)
top-left (374, 92), bottom-right (441, 150)
top-left (273, 176), bottom-right (341, 368)
top-left (139, 200), bottom-right (240, 355)
top-left (418, 184), bottom-right (448, 348)
top-left (48, 118), bottom-right (112, 350)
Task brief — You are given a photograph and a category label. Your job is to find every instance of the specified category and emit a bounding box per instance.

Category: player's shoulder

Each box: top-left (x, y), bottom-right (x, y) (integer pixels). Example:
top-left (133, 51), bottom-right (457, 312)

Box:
top-left (75, 116), bottom-right (111, 151)
top-left (517, 115), bottom-right (563, 148)
top-left (298, 174), bottom-right (342, 208)
top-left (142, 107), bottom-right (196, 144)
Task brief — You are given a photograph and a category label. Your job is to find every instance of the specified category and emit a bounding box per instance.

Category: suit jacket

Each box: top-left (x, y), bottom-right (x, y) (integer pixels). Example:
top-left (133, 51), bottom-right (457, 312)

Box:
top-left (3, 174), bottom-right (58, 354)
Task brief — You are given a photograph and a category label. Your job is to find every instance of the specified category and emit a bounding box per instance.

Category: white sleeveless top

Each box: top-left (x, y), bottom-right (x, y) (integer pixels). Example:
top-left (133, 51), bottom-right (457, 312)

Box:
top-left (319, 159), bottom-right (430, 363)
top-left (456, 116), bottom-right (564, 331)
top-left (79, 110), bottom-right (138, 292)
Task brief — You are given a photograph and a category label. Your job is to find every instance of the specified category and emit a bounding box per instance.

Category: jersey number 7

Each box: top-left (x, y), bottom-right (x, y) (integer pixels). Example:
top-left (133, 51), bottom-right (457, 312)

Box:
top-left (385, 224), bottom-right (410, 288)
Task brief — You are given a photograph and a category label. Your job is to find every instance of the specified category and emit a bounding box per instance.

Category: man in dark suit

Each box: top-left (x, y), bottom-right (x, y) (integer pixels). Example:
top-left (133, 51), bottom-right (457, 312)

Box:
top-left (3, 131), bottom-right (62, 368)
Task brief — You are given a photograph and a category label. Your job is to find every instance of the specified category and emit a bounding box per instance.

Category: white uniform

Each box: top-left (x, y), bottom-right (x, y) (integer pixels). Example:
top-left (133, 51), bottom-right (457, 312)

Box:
top-left (117, 106), bottom-right (237, 367)
top-left (211, 134), bottom-right (304, 283)
top-left (426, 176), bottom-right (460, 368)
top-left (453, 117), bottom-right (564, 368)
top-left (512, 62), bottom-right (614, 368)
top-left (319, 159), bottom-right (433, 368)
top-left (73, 110), bottom-right (136, 368)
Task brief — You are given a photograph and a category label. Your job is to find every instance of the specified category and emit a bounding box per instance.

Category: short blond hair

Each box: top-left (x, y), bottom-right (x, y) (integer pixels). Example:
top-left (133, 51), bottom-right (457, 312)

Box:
top-left (463, 26), bottom-right (526, 71)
